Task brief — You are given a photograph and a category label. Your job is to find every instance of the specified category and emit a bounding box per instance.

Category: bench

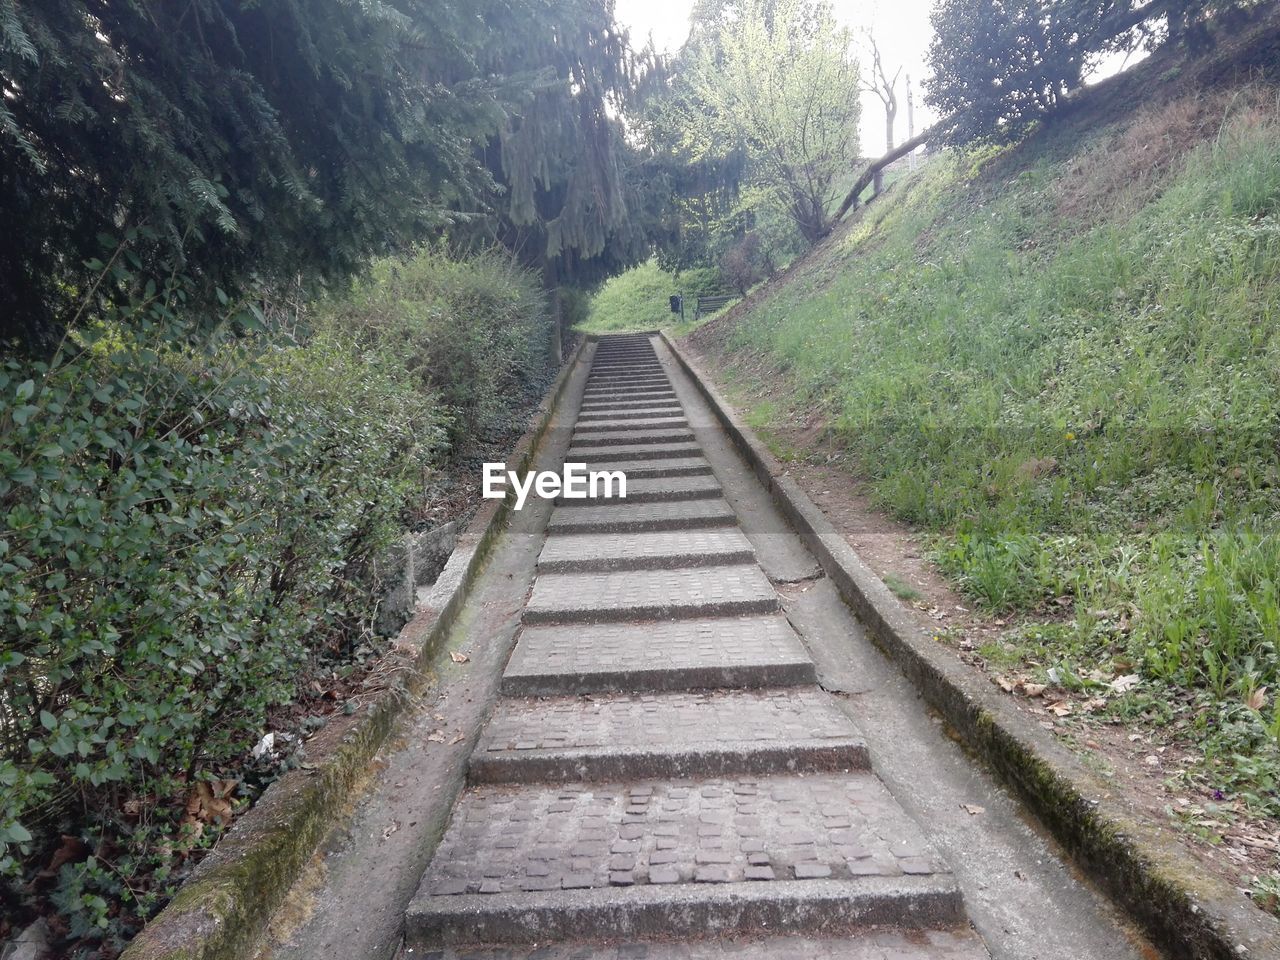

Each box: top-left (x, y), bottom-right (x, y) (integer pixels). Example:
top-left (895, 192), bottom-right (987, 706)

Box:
top-left (693, 294), bottom-right (735, 321)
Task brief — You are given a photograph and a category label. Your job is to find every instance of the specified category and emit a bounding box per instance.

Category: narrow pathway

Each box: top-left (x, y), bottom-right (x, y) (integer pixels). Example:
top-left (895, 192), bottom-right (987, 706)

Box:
top-left (402, 335), bottom-right (987, 958)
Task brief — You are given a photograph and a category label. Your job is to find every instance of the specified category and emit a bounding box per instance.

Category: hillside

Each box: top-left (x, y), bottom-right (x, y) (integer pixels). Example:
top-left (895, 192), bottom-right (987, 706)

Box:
top-left (683, 24), bottom-right (1280, 913)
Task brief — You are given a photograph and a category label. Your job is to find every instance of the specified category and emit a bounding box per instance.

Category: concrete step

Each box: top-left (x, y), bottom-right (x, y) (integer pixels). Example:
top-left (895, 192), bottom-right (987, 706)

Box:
top-left (469, 689), bottom-right (869, 783)
top-left (546, 498), bottom-right (737, 535)
top-left (582, 393), bottom-right (677, 406)
top-left (580, 398), bottom-right (686, 412)
top-left (591, 362), bottom-right (660, 372)
top-left (574, 416), bottom-right (688, 434)
top-left (501, 614), bottom-right (816, 695)
top-left (538, 528), bottom-right (753, 573)
top-left (524, 563), bottom-right (777, 624)
top-left (568, 457), bottom-right (712, 479)
top-left (577, 406), bottom-right (685, 421)
top-left (565, 442), bottom-right (704, 463)
top-left (406, 773), bottom-right (961, 944)
top-left (588, 371), bottom-right (668, 381)
top-left (553, 475), bottom-right (722, 508)
top-left (408, 929), bottom-right (989, 960)
top-left (570, 430), bottom-right (695, 448)
top-left (584, 385), bottom-right (675, 397)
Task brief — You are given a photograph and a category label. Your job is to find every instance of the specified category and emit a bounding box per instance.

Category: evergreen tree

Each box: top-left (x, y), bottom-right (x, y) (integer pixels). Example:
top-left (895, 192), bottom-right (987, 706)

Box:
top-left (0, 0), bottom-right (526, 348)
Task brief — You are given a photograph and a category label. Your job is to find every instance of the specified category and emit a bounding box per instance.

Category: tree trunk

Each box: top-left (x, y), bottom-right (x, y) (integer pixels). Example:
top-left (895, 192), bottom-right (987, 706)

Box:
top-left (543, 266), bottom-right (563, 365)
top-left (874, 105), bottom-right (897, 196)
top-left (834, 122), bottom-right (936, 223)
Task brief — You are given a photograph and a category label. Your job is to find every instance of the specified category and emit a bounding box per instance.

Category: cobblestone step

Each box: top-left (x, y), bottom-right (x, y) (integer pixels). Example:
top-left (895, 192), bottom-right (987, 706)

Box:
top-left (469, 689), bottom-right (869, 783)
top-left (538, 529), bottom-right (754, 573)
top-left (554, 475), bottom-right (722, 508)
top-left (566, 456), bottom-right (713, 479)
top-left (583, 386), bottom-right (677, 398)
top-left (565, 442), bottom-right (705, 463)
top-left (526, 564), bottom-right (776, 624)
top-left (500, 615), bottom-right (816, 695)
top-left (410, 928), bottom-right (988, 960)
top-left (406, 773), bottom-right (962, 944)
top-left (588, 372), bottom-right (669, 383)
top-left (574, 416), bottom-right (688, 434)
top-left (579, 398), bottom-right (686, 412)
top-left (570, 429), bottom-right (695, 448)
top-left (577, 405), bottom-right (684, 420)
top-left (545, 499), bottom-right (738, 535)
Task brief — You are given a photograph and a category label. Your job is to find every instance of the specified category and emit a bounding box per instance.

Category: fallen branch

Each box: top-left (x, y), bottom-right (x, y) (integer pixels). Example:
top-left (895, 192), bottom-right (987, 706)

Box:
top-left (832, 120), bottom-right (950, 223)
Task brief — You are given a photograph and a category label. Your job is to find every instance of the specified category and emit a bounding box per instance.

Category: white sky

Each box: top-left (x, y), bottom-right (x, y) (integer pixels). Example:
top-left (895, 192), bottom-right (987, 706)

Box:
top-left (614, 0), bottom-right (940, 154)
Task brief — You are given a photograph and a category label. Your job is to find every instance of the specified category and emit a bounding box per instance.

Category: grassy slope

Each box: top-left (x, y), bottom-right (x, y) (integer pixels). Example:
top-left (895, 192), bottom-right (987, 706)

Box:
top-left (692, 58), bottom-right (1280, 830)
top-left (579, 260), bottom-right (732, 335)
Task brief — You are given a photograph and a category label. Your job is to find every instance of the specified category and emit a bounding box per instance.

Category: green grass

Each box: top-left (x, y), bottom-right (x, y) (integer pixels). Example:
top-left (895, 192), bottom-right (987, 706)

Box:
top-left (579, 259), bottom-right (728, 334)
top-left (709, 88), bottom-right (1280, 818)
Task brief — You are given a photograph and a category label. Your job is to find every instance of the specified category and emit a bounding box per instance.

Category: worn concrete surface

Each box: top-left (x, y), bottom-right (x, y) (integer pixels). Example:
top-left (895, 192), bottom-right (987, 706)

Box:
top-left (266, 334), bottom-right (1161, 960)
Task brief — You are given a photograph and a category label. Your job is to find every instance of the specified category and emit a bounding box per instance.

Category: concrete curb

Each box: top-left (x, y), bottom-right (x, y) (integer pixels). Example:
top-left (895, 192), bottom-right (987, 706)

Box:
top-left (120, 339), bottom-right (591, 960)
top-left (467, 740), bottom-right (871, 784)
top-left (660, 331), bottom-right (1280, 960)
top-left (406, 875), bottom-right (965, 944)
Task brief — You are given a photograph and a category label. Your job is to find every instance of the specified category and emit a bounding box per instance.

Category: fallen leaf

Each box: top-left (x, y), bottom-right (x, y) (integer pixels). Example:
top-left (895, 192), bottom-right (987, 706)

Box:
top-left (962, 804), bottom-right (986, 816)
top-left (1048, 700), bottom-right (1073, 717)
top-left (185, 780), bottom-right (236, 825)
top-left (1021, 683), bottom-right (1047, 697)
top-left (37, 835), bottom-right (88, 878)
top-left (1111, 673), bottom-right (1140, 693)
top-left (382, 820), bottom-right (400, 840)
top-left (451, 732), bottom-right (466, 744)
top-left (995, 675), bottom-right (1015, 693)
top-left (450, 651), bottom-right (469, 664)
top-left (426, 730), bottom-right (447, 743)
top-left (1245, 687), bottom-right (1267, 711)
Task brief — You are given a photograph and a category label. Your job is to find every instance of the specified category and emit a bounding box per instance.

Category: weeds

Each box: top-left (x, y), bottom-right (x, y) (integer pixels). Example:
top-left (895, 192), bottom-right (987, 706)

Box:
top-left (706, 89), bottom-right (1280, 815)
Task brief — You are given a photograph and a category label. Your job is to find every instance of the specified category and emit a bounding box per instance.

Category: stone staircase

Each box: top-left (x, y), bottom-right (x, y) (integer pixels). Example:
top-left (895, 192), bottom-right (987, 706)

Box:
top-left (403, 334), bottom-right (988, 958)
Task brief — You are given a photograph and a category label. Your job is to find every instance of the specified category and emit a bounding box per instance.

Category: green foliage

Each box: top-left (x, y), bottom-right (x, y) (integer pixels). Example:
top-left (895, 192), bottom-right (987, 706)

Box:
top-left (714, 91), bottom-right (1280, 796)
top-left (646, 0), bottom-right (860, 259)
top-left (461, 0), bottom-right (667, 291)
top-left (580, 260), bottom-right (725, 333)
top-left (925, 0), bottom-right (1257, 142)
top-left (311, 248), bottom-right (554, 450)
top-left (0, 0), bottom-right (515, 348)
top-left (0, 245), bottom-right (482, 947)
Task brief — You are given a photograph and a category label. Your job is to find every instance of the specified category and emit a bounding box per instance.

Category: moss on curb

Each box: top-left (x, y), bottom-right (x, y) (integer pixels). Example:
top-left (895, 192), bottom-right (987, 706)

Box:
top-left (662, 331), bottom-right (1280, 960)
top-left (120, 340), bottom-right (591, 960)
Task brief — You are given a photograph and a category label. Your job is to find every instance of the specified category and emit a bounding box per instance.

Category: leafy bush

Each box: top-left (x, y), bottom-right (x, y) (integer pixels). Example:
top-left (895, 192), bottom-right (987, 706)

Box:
top-left (0, 310), bottom-right (445, 946)
top-left (312, 247), bottom-right (553, 452)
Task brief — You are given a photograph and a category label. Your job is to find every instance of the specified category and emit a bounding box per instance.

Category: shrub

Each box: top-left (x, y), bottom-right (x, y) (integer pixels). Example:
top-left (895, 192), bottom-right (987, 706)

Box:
top-left (0, 318), bottom-right (444, 944)
top-left (313, 247), bottom-right (554, 452)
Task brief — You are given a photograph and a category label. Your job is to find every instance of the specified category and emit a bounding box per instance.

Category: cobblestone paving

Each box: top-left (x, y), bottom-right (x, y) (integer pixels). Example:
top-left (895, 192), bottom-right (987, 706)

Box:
top-left (546, 498), bottom-right (737, 534)
top-left (553, 475), bottom-right (722, 507)
top-left (502, 616), bottom-right (816, 693)
top-left (565, 442), bottom-right (705, 463)
top-left (538, 529), bottom-right (752, 572)
top-left (422, 774), bottom-right (948, 895)
top-left (570, 429), bottom-right (696, 448)
top-left (407, 335), bottom-right (975, 952)
top-left (574, 416), bottom-right (688, 433)
top-left (479, 690), bottom-right (859, 754)
top-left (576, 406), bottom-right (685, 422)
top-left (525, 564), bottom-right (776, 623)
top-left (415, 929), bottom-right (988, 960)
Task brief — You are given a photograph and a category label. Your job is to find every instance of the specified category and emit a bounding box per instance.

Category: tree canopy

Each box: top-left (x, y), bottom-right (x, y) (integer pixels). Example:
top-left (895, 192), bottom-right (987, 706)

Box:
top-left (926, 0), bottom-right (1256, 142)
top-left (0, 0), bottom-right (660, 350)
top-left (648, 0), bottom-right (861, 259)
